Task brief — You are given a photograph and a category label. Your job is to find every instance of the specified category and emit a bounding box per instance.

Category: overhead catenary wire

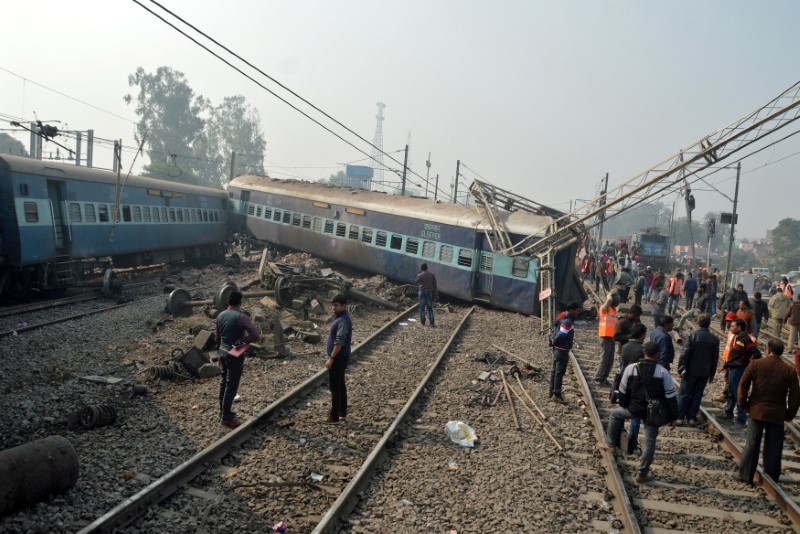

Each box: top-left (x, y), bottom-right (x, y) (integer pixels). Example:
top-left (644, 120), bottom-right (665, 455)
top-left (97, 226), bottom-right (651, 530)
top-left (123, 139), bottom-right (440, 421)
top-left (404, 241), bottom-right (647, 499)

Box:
top-left (134, 0), bottom-right (451, 200)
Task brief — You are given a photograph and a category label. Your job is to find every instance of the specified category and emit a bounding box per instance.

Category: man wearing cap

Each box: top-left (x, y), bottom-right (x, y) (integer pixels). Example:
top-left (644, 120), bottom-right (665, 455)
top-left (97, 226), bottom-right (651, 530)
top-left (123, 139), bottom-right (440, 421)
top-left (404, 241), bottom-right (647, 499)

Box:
top-left (594, 293), bottom-right (621, 386)
top-left (549, 303), bottom-right (582, 403)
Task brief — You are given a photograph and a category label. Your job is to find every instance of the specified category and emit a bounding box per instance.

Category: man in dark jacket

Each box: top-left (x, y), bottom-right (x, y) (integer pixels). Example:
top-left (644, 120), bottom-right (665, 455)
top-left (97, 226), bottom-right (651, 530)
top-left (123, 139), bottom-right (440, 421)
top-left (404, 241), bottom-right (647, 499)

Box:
top-left (324, 294), bottom-right (353, 424)
top-left (619, 322), bottom-right (647, 454)
top-left (549, 303), bottom-right (582, 403)
top-left (676, 283), bottom-right (709, 330)
top-left (785, 299), bottom-right (800, 353)
top-left (724, 318), bottom-right (762, 425)
top-left (750, 292), bottom-right (769, 338)
top-left (732, 283), bottom-right (749, 312)
top-left (599, 341), bottom-right (679, 483)
top-left (650, 315), bottom-right (675, 371)
top-left (683, 272), bottom-right (698, 309)
top-left (676, 313), bottom-right (719, 425)
top-left (737, 339), bottom-right (800, 484)
top-left (614, 304), bottom-right (642, 355)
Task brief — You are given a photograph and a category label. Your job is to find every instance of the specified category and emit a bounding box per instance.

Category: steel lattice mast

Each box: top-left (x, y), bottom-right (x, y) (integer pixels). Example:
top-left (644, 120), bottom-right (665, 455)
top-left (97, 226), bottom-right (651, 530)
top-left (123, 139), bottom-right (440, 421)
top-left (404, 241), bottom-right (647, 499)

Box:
top-left (370, 102), bottom-right (386, 191)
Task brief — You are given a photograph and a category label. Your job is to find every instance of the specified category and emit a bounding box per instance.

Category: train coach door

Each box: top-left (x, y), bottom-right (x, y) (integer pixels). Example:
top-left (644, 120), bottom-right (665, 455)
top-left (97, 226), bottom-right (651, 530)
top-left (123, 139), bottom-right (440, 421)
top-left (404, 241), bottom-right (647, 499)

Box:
top-left (474, 250), bottom-right (494, 303)
top-left (47, 180), bottom-right (70, 256)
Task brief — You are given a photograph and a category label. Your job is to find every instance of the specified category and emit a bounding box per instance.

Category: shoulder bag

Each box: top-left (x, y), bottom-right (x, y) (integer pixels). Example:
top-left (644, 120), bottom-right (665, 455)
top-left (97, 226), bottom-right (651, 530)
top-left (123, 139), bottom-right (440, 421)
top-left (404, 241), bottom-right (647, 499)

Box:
top-left (637, 363), bottom-right (671, 427)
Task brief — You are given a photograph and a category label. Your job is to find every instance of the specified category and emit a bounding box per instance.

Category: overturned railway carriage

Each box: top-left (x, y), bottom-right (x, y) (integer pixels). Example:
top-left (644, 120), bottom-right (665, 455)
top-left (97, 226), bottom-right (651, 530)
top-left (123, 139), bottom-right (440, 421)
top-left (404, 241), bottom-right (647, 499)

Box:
top-left (228, 176), bottom-right (584, 315)
top-left (0, 155), bottom-right (228, 297)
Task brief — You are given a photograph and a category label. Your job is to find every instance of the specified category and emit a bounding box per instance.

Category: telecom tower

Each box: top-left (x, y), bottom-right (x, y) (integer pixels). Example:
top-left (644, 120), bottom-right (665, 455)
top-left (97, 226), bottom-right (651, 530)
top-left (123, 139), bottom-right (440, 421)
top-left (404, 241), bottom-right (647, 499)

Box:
top-left (370, 102), bottom-right (385, 191)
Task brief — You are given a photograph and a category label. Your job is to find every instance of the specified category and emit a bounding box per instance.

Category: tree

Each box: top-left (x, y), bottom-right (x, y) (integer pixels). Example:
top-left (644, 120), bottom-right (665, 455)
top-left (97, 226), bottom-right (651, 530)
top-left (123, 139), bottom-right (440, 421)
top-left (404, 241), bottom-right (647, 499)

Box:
top-left (125, 66), bottom-right (207, 184)
top-left (201, 96), bottom-right (266, 186)
top-left (125, 67), bottom-right (267, 188)
top-left (0, 133), bottom-right (27, 156)
top-left (771, 218), bottom-right (800, 273)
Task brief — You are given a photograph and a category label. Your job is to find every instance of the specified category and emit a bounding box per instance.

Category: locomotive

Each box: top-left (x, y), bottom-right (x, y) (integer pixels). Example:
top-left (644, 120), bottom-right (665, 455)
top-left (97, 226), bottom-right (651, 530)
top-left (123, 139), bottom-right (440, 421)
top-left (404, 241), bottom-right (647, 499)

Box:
top-left (0, 155), bottom-right (228, 298)
top-left (227, 175), bottom-right (585, 315)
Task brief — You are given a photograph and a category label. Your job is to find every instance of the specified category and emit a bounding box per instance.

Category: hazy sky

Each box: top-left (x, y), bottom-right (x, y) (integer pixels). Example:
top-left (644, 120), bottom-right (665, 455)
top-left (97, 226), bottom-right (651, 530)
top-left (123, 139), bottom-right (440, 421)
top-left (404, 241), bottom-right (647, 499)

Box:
top-left (2, 1), bottom-right (798, 239)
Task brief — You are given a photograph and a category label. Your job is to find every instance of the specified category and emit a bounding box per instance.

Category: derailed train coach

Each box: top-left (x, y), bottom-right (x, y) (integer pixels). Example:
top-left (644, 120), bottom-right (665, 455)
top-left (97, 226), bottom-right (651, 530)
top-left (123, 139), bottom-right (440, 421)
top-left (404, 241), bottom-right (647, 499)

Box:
top-left (0, 154), bottom-right (228, 297)
top-left (227, 176), bottom-right (585, 315)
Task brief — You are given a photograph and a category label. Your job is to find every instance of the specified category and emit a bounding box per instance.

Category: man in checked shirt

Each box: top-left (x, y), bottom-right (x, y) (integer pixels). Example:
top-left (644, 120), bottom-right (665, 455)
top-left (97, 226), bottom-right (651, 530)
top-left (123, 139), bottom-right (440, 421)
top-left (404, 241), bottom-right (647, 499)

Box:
top-left (415, 263), bottom-right (439, 327)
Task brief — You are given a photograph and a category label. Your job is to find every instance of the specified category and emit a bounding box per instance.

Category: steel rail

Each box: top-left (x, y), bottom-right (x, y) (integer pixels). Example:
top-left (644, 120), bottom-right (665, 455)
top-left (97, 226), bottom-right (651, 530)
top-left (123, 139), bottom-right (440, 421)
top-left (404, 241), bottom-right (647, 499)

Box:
top-left (76, 303), bottom-right (419, 533)
top-left (568, 350), bottom-right (641, 534)
top-left (313, 306), bottom-right (475, 533)
top-left (0, 301), bottom-right (138, 338)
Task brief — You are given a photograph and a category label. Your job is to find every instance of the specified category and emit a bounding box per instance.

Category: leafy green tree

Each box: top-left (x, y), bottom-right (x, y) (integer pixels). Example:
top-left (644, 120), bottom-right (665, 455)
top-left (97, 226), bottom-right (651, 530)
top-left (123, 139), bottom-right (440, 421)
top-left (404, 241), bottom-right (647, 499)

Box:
top-left (125, 66), bottom-right (206, 184)
top-left (771, 218), bottom-right (800, 273)
top-left (0, 133), bottom-right (27, 156)
top-left (202, 96), bottom-right (265, 186)
top-left (125, 66), bottom-right (266, 188)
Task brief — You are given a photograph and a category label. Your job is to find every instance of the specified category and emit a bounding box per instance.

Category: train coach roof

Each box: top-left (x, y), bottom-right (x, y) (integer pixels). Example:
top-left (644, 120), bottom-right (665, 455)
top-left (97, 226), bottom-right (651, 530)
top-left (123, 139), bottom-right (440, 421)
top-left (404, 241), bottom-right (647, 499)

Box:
top-left (231, 175), bottom-right (557, 237)
top-left (0, 154), bottom-right (227, 198)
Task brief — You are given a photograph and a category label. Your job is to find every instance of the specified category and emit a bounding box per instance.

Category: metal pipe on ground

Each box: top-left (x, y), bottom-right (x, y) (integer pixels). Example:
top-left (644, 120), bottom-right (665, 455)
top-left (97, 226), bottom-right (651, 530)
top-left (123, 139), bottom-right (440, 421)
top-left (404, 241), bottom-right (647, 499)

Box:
top-left (0, 436), bottom-right (79, 516)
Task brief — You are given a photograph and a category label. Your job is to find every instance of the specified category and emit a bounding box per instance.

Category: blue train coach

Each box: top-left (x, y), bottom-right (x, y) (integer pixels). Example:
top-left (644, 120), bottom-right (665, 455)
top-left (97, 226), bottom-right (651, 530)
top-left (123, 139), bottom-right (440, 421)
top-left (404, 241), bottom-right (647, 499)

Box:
top-left (227, 176), bottom-right (584, 315)
top-left (0, 155), bottom-right (228, 297)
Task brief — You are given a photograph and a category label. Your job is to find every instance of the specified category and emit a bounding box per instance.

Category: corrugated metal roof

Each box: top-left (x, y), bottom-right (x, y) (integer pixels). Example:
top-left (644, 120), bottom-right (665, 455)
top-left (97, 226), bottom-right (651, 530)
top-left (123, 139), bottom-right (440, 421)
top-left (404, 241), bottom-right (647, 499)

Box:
top-left (231, 175), bottom-right (554, 237)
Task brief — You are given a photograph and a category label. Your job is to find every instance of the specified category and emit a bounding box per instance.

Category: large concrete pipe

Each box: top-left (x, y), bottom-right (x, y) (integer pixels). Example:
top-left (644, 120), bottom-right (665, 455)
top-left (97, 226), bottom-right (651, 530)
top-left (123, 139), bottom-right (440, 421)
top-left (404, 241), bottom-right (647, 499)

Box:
top-left (0, 436), bottom-right (79, 516)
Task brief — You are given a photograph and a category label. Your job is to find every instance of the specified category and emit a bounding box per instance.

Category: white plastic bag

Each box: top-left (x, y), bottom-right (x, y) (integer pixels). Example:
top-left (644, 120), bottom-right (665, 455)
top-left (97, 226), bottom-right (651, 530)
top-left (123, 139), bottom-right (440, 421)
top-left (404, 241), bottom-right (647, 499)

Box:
top-left (444, 420), bottom-right (477, 447)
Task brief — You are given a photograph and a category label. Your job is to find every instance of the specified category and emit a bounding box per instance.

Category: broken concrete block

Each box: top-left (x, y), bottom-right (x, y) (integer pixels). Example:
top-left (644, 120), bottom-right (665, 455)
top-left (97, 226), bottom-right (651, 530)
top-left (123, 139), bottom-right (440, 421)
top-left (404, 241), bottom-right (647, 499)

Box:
top-left (477, 371), bottom-right (491, 381)
top-left (252, 308), bottom-right (267, 323)
top-left (320, 268), bottom-right (333, 278)
top-left (309, 299), bottom-right (325, 315)
top-left (193, 330), bottom-right (215, 351)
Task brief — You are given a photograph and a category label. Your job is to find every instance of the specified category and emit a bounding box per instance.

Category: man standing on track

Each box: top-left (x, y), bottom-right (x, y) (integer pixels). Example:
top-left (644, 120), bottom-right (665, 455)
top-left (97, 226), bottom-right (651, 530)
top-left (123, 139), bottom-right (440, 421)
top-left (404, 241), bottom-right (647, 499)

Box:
top-left (325, 294), bottom-right (353, 424)
top-left (737, 339), bottom-right (800, 484)
top-left (683, 272), bottom-right (698, 310)
top-left (650, 315), bottom-right (676, 371)
top-left (724, 318), bottom-right (762, 426)
top-left (750, 292), bottom-right (769, 338)
top-left (599, 341), bottom-right (679, 484)
top-left (768, 288), bottom-right (791, 338)
top-left (650, 279), bottom-right (668, 330)
top-left (667, 272), bottom-right (684, 316)
top-left (549, 303), bottom-right (582, 403)
top-left (415, 263), bottom-right (438, 327)
top-left (216, 291), bottom-right (261, 429)
top-left (676, 313), bottom-right (719, 426)
top-left (593, 293), bottom-right (621, 386)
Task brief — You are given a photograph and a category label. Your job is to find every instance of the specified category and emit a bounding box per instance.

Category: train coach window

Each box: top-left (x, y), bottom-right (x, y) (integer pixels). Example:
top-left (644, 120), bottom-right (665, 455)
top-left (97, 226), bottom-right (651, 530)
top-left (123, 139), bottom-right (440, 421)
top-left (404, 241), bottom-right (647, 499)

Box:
top-left (201, 210), bottom-right (207, 222)
top-left (84, 204), bottom-right (96, 223)
top-left (184, 209), bottom-right (190, 221)
top-left (69, 203), bottom-right (82, 223)
top-left (248, 204), bottom-right (256, 216)
top-left (122, 205), bottom-right (132, 222)
top-left (376, 231), bottom-right (387, 247)
top-left (24, 202), bottom-right (39, 222)
top-left (405, 238), bottom-right (419, 255)
top-left (256, 206), bottom-right (263, 218)
top-left (362, 228), bottom-right (373, 244)
top-left (20, 183), bottom-right (29, 196)
top-left (176, 209), bottom-right (184, 222)
top-left (98, 205), bottom-right (110, 223)
top-left (133, 206), bottom-right (142, 222)
top-left (264, 208), bottom-right (272, 220)
top-left (214, 212), bottom-right (219, 222)
top-left (272, 209), bottom-right (280, 222)
top-left (312, 217), bottom-right (322, 232)
top-left (169, 208), bottom-right (176, 222)
top-left (324, 220), bottom-right (334, 234)
top-left (422, 241), bottom-right (435, 258)
top-left (336, 223), bottom-right (347, 237)
top-left (457, 249), bottom-right (473, 268)
top-left (349, 225), bottom-right (359, 240)
top-left (143, 207), bottom-right (151, 223)
top-left (390, 235), bottom-right (403, 250)
top-left (283, 211), bottom-right (291, 224)
top-left (152, 208), bottom-right (160, 222)
top-left (512, 257), bottom-right (529, 278)
top-left (439, 245), bottom-right (454, 264)
top-left (292, 213), bottom-right (302, 227)
top-left (302, 215), bottom-right (311, 229)
top-left (479, 252), bottom-right (493, 273)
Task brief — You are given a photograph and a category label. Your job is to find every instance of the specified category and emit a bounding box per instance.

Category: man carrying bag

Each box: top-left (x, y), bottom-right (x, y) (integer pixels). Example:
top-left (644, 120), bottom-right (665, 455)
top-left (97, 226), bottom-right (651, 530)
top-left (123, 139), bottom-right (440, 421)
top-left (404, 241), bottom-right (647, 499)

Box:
top-left (599, 341), bottom-right (679, 484)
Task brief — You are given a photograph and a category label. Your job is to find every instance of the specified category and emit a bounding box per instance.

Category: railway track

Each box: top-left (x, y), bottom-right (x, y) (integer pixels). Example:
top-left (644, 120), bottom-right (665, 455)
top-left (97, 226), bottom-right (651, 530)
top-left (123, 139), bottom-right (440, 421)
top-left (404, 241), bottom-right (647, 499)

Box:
top-left (575, 281), bottom-right (800, 531)
top-left (77, 304), bottom-right (474, 533)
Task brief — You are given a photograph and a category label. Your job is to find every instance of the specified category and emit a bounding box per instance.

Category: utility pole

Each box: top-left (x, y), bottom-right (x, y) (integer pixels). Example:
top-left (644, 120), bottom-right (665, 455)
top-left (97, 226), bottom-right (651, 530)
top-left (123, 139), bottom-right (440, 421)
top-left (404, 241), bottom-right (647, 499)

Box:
top-left (75, 132), bottom-right (82, 166)
top-left (706, 218), bottom-right (715, 270)
top-left (229, 151), bottom-right (237, 182)
top-left (434, 174), bottom-right (439, 201)
top-left (424, 152), bottom-right (431, 197)
top-left (596, 173), bottom-right (609, 248)
top-left (400, 144), bottom-right (409, 196)
top-left (453, 160), bottom-right (460, 203)
top-left (723, 162), bottom-right (741, 292)
top-left (87, 130), bottom-right (94, 168)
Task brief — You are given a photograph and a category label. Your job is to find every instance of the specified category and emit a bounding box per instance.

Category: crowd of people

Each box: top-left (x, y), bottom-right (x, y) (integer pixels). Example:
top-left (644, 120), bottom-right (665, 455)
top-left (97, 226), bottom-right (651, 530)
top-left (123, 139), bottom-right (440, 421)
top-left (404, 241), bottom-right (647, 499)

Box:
top-left (555, 248), bottom-right (800, 485)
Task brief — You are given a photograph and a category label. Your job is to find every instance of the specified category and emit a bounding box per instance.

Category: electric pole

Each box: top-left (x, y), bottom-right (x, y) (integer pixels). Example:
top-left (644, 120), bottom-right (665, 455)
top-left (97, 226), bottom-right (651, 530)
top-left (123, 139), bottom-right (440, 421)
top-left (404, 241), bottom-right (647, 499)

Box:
top-left (453, 160), bottom-right (460, 203)
top-left (596, 173), bottom-right (609, 247)
top-left (425, 152), bottom-right (431, 197)
top-left (400, 145), bottom-right (409, 196)
top-left (723, 162), bottom-right (741, 292)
